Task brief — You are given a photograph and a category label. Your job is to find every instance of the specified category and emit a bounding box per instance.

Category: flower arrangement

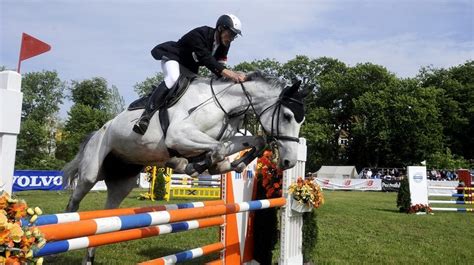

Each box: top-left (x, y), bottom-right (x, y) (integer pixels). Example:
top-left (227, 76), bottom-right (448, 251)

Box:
top-left (288, 177), bottom-right (324, 209)
top-left (0, 192), bottom-right (45, 265)
top-left (256, 150), bottom-right (283, 198)
top-left (407, 204), bottom-right (433, 214)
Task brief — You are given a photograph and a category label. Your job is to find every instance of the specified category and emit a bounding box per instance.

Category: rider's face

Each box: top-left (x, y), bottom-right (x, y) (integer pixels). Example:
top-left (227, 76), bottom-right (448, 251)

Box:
top-left (220, 29), bottom-right (237, 47)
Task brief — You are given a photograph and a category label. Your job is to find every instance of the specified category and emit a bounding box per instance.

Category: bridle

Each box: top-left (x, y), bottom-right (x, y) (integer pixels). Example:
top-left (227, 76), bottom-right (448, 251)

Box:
top-left (210, 78), bottom-right (301, 143)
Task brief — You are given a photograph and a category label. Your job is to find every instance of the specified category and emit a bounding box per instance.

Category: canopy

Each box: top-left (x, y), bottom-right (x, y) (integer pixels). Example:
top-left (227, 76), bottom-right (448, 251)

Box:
top-left (316, 166), bottom-right (358, 179)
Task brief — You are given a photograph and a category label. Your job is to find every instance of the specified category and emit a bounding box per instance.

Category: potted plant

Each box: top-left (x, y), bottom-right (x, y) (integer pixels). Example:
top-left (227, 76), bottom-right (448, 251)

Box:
top-left (288, 177), bottom-right (324, 213)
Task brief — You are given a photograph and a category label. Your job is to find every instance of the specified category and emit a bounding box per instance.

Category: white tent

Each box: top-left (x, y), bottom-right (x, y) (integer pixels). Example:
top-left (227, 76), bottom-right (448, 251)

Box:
top-left (316, 166), bottom-right (358, 179)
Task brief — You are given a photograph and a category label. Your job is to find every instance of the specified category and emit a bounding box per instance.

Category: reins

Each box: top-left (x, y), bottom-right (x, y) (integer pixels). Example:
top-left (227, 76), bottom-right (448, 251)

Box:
top-left (209, 78), bottom-right (300, 143)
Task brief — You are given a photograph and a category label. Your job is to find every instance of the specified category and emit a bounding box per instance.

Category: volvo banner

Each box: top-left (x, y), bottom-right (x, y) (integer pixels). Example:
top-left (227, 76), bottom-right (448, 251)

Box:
top-left (13, 170), bottom-right (63, 191)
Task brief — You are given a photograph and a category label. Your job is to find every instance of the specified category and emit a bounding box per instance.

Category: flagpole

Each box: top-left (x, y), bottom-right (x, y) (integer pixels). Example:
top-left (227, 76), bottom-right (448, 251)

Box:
top-left (17, 33), bottom-right (24, 73)
top-left (17, 56), bottom-right (22, 74)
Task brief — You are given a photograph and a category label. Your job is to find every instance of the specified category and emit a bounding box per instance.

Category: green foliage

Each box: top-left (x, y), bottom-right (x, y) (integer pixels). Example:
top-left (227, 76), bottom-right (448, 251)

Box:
top-left (70, 77), bottom-right (111, 110)
top-left (56, 77), bottom-right (118, 161)
top-left (427, 148), bottom-right (469, 169)
top-left (153, 170), bottom-right (167, 200)
top-left (349, 76), bottom-right (445, 168)
top-left (56, 104), bottom-right (111, 161)
top-left (15, 70), bottom-right (65, 169)
top-left (396, 177), bottom-right (411, 212)
top-left (105, 85), bottom-right (125, 116)
top-left (20, 70), bottom-right (65, 123)
top-left (418, 61), bottom-right (474, 160)
top-left (234, 58), bottom-right (282, 76)
top-left (15, 118), bottom-right (65, 169)
top-left (133, 72), bottom-right (164, 97)
top-left (302, 210), bottom-right (318, 263)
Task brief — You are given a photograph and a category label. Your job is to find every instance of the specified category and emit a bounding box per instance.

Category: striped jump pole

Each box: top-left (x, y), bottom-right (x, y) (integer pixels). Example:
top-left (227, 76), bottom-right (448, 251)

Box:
top-left (138, 242), bottom-right (225, 265)
top-left (428, 193), bottom-right (472, 198)
top-left (22, 200), bottom-right (224, 226)
top-left (428, 186), bottom-right (474, 191)
top-left (36, 197), bottom-right (286, 241)
top-left (34, 217), bottom-right (224, 257)
top-left (431, 207), bottom-right (474, 212)
top-left (428, 200), bottom-right (474, 205)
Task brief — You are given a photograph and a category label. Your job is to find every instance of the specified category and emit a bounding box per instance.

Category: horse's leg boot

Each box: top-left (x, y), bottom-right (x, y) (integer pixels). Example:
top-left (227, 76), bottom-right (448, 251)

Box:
top-left (133, 83), bottom-right (169, 135)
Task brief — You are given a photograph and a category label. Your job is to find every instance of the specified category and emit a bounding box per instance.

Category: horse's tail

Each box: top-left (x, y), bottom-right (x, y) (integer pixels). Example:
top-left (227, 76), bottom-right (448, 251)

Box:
top-left (62, 132), bottom-right (96, 190)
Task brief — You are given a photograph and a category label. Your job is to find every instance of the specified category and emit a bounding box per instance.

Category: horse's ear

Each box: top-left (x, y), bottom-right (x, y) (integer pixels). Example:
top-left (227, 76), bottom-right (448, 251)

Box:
top-left (285, 80), bottom-right (302, 96)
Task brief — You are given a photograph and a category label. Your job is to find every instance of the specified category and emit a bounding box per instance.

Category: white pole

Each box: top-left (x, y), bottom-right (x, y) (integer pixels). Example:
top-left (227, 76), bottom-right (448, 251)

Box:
top-left (280, 138), bottom-right (306, 264)
top-left (0, 71), bottom-right (22, 194)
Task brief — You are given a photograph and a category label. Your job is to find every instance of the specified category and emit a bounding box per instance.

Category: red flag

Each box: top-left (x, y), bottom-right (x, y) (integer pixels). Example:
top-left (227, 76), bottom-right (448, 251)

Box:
top-left (17, 33), bottom-right (51, 73)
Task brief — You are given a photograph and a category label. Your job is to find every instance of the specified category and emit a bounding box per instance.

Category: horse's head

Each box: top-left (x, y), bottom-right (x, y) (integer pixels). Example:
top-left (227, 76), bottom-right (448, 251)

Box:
top-left (246, 73), bottom-right (309, 169)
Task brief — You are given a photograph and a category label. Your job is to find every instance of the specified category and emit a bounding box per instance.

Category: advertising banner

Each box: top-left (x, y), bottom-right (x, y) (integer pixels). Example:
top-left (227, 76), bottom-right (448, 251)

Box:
top-left (314, 178), bottom-right (382, 191)
top-left (407, 166), bottom-right (428, 205)
top-left (13, 170), bottom-right (63, 191)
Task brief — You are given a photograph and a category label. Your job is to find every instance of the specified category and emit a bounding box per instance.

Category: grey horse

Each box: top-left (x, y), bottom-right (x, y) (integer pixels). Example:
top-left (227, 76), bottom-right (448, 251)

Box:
top-left (62, 71), bottom-right (307, 264)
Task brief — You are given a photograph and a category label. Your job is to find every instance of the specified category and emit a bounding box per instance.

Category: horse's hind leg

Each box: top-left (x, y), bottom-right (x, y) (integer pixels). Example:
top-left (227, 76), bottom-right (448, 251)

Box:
top-left (104, 176), bottom-right (138, 209)
top-left (65, 175), bottom-right (99, 212)
top-left (82, 176), bottom-right (138, 265)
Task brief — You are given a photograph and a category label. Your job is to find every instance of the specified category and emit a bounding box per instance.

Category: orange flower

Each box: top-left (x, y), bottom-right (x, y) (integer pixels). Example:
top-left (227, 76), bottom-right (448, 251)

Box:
top-left (19, 235), bottom-right (36, 251)
top-left (5, 256), bottom-right (21, 265)
top-left (0, 213), bottom-right (8, 231)
top-left (0, 229), bottom-right (10, 244)
top-left (7, 202), bottom-right (27, 220)
top-left (0, 195), bottom-right (8, 210)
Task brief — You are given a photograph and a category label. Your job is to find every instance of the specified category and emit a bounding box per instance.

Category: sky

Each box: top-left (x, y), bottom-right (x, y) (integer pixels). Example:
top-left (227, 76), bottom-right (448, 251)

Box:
top-left (1, 0), bottom-right (473, 118)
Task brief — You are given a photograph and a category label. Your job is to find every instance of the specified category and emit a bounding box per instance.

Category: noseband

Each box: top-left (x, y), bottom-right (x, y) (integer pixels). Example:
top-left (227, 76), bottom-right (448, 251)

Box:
top-left (209, 79), bottom-right (301, 143)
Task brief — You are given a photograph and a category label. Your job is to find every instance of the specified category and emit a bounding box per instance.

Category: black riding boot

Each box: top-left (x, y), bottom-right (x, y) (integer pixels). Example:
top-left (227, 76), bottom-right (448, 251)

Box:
top-left (133, 82), bottom-right (170, 135)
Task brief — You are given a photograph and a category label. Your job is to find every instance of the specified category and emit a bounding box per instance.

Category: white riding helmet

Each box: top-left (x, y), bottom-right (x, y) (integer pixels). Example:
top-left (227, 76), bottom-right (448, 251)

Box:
top-left (216, 14), bottom-right (242, 36)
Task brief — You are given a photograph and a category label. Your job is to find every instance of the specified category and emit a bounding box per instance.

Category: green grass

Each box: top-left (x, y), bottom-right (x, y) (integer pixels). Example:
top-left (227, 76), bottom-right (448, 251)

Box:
top-left (15, 189), bottom-right (473, 264)
top-left (312, 191), bottom-right (473, 265)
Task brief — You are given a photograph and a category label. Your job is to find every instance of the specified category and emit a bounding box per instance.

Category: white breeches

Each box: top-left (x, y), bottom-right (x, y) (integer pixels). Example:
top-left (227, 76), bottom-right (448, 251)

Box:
top-left (161, 60), bottom-right (180, 89)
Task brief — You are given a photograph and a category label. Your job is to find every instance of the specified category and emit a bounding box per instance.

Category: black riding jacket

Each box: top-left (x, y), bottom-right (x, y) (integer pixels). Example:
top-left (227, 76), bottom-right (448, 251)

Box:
top-left (151, 26), bottom-right (230, 76)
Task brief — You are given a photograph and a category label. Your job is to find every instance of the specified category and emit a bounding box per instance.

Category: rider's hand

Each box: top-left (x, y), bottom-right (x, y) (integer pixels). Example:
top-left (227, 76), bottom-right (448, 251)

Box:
top-left (222, 69), bottom-right (246, 83)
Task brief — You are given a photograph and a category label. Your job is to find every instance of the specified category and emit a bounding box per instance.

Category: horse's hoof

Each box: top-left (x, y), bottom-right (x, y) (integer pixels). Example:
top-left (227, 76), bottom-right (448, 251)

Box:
top-left (185, 164), bottom-right (196, 175)
top-left (234, 162), bottom-right (246, 173)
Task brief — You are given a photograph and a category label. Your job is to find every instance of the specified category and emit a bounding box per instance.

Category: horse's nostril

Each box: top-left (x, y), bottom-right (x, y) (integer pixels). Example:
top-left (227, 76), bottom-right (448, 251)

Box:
top-left (284, 159), bottom-right (290, 168)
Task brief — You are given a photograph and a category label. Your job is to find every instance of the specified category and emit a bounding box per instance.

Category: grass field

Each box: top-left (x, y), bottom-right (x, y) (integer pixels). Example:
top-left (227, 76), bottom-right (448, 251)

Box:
top-left (15, 189), bottom-right (473, 264)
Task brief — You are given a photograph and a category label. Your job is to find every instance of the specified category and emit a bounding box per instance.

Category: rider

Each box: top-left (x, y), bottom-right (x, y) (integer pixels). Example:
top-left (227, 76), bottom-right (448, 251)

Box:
top-left (133, 14), bottom-right (246, 135)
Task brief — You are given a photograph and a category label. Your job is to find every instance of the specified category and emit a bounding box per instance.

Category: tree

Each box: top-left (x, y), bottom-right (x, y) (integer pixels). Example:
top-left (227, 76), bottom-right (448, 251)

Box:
top-left (56, 77), bottom-right (117, 161)
top-left (133, 72), bottom-right (164, 97)
top-left (234, 58), bottom-right (282, 76)
top-left (70, 77), bottom-right (111, 110)
top-left (281, 56), bottom-right (348, 170)
top-left (20, 70), bottom-right (65, 123)
top-left (418, 61), bottom-right (474, 161)
top-left (350, 79), bottom-right (444, 168)
top-left (106, 85), bottom-right (125, 116)
top-left (15, 70), bottom-right (65, 169)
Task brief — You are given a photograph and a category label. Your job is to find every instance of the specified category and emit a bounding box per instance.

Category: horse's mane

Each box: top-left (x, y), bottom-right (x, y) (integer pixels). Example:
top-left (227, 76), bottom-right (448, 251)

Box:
top-left (193, 70), bottom-right (286, 91)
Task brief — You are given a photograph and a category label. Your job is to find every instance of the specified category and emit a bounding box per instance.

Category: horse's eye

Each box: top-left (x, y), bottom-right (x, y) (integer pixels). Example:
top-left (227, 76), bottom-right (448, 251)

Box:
top-left (284, 113), bottom-right (292, 122)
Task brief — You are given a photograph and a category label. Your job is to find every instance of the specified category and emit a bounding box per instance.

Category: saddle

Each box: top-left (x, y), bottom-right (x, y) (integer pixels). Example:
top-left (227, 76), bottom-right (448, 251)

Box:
top-left (128, 68), bottom-right (197, 137)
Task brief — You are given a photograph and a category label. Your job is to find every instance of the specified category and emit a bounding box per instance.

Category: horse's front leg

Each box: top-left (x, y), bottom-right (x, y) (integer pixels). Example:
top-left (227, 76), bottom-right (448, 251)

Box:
top-left (165, 123), bottom-right (227, 174)
top-left (208, 136), bottom-right (266, 174)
